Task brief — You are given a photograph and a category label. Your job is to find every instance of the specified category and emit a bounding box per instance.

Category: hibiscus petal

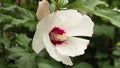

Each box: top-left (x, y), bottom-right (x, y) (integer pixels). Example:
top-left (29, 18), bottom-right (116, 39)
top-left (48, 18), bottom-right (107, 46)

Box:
top-left (36, 13), bottom-right (61, 33)
top-left (36, 0), bottom-right (50, 20)
top-left (55, 10), bottom-right (94, 37)
top-left (33, 10), bottom-right (61, 54)
top-left (32, 31), bottom-right (45, 54)
top-left (56, 37), bottom-right (89, 57)
top-left (42, 34), bottom-right (73, 66)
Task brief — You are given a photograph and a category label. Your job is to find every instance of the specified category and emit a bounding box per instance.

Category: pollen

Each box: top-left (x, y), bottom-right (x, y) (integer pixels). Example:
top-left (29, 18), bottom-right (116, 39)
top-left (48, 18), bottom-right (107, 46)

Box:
top-left (56, 34), bottom-right (67, 41)
top-left (49, 27), bottom-right (67, 45)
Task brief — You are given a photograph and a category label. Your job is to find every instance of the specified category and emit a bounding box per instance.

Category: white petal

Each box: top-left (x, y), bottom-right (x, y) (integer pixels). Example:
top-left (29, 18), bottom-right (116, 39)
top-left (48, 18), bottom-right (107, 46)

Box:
top-left (36, 13), bottom-right (61, 33)
top-left (36, 0), bottom-right (50, 20)
top-left (55, 10), bottom-right (94, 37)
top-left (32, 10), bottom-right (61, 54)
top-left (32, 31), bottom-right (45, 54)
top-left (56, 37), bottom-right (89, 57)
top-left (42, 34), bottom-right (73, 66)
top-left (66, 15), bottom-right (94, 37)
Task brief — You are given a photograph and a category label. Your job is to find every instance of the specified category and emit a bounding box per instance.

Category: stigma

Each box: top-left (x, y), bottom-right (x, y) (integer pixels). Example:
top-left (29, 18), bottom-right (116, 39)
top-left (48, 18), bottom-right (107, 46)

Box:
top-left (49, 27), bottom-right (67, 45)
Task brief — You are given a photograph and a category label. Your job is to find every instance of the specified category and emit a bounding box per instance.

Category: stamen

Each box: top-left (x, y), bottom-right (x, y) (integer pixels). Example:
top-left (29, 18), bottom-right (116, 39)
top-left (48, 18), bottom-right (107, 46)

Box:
top-left (49, 27), bottom-right (67, 45)
top-left (56, 34), bottom-right (67, 41)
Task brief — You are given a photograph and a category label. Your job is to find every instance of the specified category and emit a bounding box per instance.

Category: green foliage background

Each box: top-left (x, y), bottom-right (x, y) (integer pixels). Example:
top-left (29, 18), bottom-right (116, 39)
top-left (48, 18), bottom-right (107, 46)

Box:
top-left (0, 0), bottom-right (120, 68)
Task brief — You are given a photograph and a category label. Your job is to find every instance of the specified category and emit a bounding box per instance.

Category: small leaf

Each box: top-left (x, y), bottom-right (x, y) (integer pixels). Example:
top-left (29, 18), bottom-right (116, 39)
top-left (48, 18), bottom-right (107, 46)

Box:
top-left (11, 18), bottom-right (29, 26)
top-left (114, 58), bottom-right (120, 68)
top-left (37, 57), bottom-right (63, 68)
top-left (0, 58), bottom-right (7, 68)
top-left (0, 13), bottom-right (13, 23)
top-left (8, 47), bottom-right (37, 68)
top-left (81, 0), bottom-right (108, 10)
top-left (113, 46), bottom-right (120, 56)
top-left (116, 42), bottom-right (120, 46)
top-left (72, 62), bottom-right (93, 68)
top-left (94, 24), bottom-right (115, 39)
top-left (16, 53), bottom-right (38, 68)
top-left (0, 5), bottom-right (34, 19)
top-left (15, 34), bottom-right (31, 48)
top-left (0, 5), bottom-right (37, 33)
top-left (51, 0), bottom-right (69, 9)
top-left (93, 9), bottom-right (120, 28)
top-left (62, 0), bottom-right (69, 6)
top-left (95, 51), bottom-right (108, 59)
top-left (0, 37), bottom-right (10, 48)
top-left (24, 20), bottom-right (37, 32)
top-left (68, 0), bottom-right (108, 11)
top-left (38, 63), bottom-right (53, 68)
top-left (8, 47), bottom-right (30, 59)
top-left (50, 3), bottom-right (56, 13)
top-left (98, 61), bottom-right (113, 68)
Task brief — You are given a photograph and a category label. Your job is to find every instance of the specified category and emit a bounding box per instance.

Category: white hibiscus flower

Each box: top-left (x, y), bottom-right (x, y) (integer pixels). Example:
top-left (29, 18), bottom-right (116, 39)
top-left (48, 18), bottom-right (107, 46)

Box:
top-left (32, 0), bottom-right (94, 66)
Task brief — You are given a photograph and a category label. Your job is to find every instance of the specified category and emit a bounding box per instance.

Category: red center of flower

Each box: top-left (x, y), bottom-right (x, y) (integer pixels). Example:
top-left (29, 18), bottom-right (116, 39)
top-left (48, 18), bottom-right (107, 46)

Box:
top-left (49, 27), bottom-right (67, 46)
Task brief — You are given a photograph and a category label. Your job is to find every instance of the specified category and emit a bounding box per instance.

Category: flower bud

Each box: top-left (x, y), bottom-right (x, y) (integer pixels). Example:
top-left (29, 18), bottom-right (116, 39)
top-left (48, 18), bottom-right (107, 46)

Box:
top-left (36, 0), bottom-right (50, 20)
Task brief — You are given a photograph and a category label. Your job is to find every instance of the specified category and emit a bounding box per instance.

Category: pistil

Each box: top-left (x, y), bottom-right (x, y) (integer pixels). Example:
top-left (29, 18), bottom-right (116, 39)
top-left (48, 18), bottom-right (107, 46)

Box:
top-left (49, 27), bottom-right (67, 45)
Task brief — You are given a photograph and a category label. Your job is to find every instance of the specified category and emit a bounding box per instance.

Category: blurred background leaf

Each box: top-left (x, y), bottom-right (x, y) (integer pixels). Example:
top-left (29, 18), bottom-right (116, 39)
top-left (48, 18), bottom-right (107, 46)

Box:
top-left (72, 62), bottom-right (93, 68)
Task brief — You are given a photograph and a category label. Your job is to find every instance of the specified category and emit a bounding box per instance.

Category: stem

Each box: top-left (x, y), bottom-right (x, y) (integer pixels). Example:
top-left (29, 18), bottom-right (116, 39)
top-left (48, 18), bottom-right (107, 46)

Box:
top-left (17, 0), bottom-right (21, 6)
top-left (0, 23), bottom-right (3, 37)
top-left (1, 0), bottom-right (4, 6)
top-left (0, 0), bottom-right (4, 57)
top-left (50, 0), bottom-right (57, 4)
top-left (0, 22), bottom-right (5, 56)
top-left (2, 44), bottom-right (5, 56)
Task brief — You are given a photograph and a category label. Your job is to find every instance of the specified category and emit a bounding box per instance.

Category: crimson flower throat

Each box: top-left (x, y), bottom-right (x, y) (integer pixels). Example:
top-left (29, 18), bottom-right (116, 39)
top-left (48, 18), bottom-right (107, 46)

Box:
top-left (49, 27), bottom-right (67, 45)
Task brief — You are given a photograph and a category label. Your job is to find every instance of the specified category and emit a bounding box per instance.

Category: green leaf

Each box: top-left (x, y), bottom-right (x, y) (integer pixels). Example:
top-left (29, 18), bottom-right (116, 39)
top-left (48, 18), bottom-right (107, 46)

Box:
top-left (8, 47), bottom-right (30, 59)
top-left (38, 63), bottom-right (53, 68)
top-left (8, 47), bottom-right (37, 68)
top-left (58, 0), bottom-right (67, 5)
top-left (15, 34), bottom-right (31, 48)
top-left (116, 42), bottom-right (120, 46)
top-left (111, 0), bottom-right (120, 8)
top-left (3, 24), bottom-right (13, 30)
top-left (0, 58), bottom-right (7, 68)
top-left (37, 57), bottom-right (63, 68)
top-left (24, 20), bottom-right (37, 32)
top-left (93, 9), bottom-right (120, 28)
top-left (72, 62), bottom-right (93, 68)
top-left (114, 58), bottom-right (120, 68)
top-left (68, 0), bottom-right (108, 11)
top-left (98, 60), bottom-right (113, 68)
top-left (0, 37), bottom-right (10, 48)
top-left (95, 51), bottom-right (108, 59)
top-left (113, 46), bottom-right (120, 56)
top-left (11, 18), bottom-right (29, 26)
top-left (81, 0), bottom-right (108, 10)
top-left (94, 24), bottom-right (115, 39)
top-left (0, 5), bottom-right (34, 19)
top-left (50, 3), bottom-right (56, 13)
top-left (16, 53), bottom-right (38, 68)
top-left (0, 5), bottom-right (36, 28)
top-left (51, 0), bottom-right (69, 9)
top-left (0, 13), bottom-right (29, 29)
top-left (0, 13), bottom-right (13, 23)
top-left (50, 0), bottom-right (57, 5)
